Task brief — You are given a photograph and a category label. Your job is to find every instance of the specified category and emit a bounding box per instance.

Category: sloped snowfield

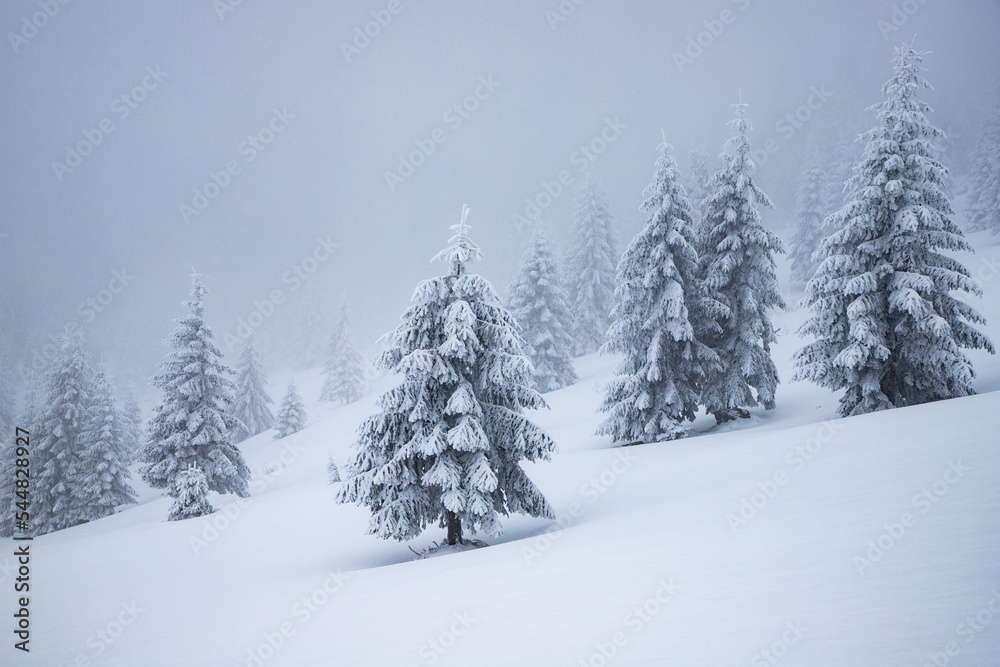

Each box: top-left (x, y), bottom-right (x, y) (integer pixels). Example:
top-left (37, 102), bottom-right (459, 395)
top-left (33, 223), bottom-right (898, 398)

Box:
top-left (4, 230), bottom-right (1000, 667)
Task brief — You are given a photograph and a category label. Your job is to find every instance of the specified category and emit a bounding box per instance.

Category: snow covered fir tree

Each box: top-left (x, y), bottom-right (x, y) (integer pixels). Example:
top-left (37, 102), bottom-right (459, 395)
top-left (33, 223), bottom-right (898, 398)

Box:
top-left (320, 302), bottom-right (366, 405)
top-left (699, 100), bottom-right (786, 423)
top-left (337, 206), bottom-right (556, 546)
top-left (232, 335), bottom-right (275, 442)
top-left (967, 88), bottom-right (1000, 234)
top-left (327, 456), bottom-right (341, 483)
top-left (599, 139), bottom-right (720, 444)
top-left (506, 224), bottom-right (578, 393)
top-left (140, 273), bottom-right (251, 502)
top-left (0, 376), bottom-right (40, 537)
top-left (76, 367), bottom-right (137, 520)
top-left (685, 145), bottom-right (715, 223)
top-left (566, 178), bottom-right (618, 355)
top-left (168, 464), bottom-right (214, 521)
top-left (120, 385), bottom-right (144, 464)
top-left (795, 44), bottom-right (995, 416)
top-left (787, 158), bottom-right (831, 282)
top-left (274, 380), bottom-right (307, 439)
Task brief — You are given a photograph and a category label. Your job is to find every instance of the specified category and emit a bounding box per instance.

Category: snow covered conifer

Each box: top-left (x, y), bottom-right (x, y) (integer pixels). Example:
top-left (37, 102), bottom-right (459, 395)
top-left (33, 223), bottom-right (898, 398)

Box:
top-left (274, 381), bottom-right (307, 439)
top-left (140, 273), bottom-right (250, 499)
top-left (76, 368), bottom-right (137, 521)
top-left (967, 90), bottom-right (1000, 233)
top-left (507, 224), bottom-right (578, 393)
top-left (567, 179), bottom-right (619, 354)
top-left (320, 303), bottom-right (366, 405)
top-left (337, 206), bottom-right (556, 545)
top-left (168, 464), bottom-right (214, 521)
top-left (795, 45), bottom-right (995, 416)
top-left (686, 145), bottom-right (715, 224)
top-left (599, 140), bottom-right (720, 443)
top-left (32, 334), bottom-right (94, 535)
top-left (0, 377), bottom-right (41, 537)
top-left (327, 456), bottom-right (341, 483)
top-left (700, 100), bottom-right (786, 423)
top-left (232, 336), bottom-right (275, 442)
top-left (788, 160), bottom-right (831, 282)
top-left (120, 386), bottom-right (143, 464)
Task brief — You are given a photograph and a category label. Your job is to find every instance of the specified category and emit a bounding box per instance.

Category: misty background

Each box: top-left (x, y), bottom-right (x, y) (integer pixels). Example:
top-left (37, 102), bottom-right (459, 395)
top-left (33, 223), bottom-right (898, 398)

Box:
top-left (2, 0), bottom-right (998, 398)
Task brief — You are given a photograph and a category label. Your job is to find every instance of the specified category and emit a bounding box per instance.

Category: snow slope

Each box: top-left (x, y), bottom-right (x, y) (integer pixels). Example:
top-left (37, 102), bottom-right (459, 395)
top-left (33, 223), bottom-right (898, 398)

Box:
top-left (3, 235), bottom-right (1000, 667)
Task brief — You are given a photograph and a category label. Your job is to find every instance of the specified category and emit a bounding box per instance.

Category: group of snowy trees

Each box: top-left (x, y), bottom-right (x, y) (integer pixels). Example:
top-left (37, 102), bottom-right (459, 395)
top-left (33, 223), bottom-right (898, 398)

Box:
top-left (0, 334), bottom-right (139, 537)
top-left (600, 102), bottom-right (785, 443)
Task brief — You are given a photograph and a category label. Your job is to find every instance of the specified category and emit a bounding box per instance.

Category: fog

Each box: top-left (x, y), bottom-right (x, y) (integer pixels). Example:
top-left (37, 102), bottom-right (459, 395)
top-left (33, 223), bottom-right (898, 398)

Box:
top-left (2, 0), bottom-right (998, 394)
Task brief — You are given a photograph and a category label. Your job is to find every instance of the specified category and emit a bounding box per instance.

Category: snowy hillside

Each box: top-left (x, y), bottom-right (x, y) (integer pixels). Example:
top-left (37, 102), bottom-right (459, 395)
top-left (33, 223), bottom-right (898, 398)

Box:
top-left (2, 227), bottom-right (998, 666)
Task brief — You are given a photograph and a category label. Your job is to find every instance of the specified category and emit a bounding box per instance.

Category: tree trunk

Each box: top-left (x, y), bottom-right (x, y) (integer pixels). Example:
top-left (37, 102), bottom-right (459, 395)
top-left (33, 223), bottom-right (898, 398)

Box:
top-left (446, 511), bottom-right (463, 546)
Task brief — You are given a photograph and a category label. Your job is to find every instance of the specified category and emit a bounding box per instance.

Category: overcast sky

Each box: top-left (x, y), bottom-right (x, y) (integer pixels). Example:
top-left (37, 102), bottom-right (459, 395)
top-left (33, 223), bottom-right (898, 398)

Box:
top-left (2, 0), bottom-right (999, 392)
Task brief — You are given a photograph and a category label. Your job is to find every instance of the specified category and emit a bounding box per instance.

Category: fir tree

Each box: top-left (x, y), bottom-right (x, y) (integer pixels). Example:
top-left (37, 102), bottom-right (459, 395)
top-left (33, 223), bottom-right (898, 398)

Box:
top-left (140, 273), bottom-right (250, 499)
top-left (788, 160), bottom-right (831, 282)
top-left (967, 89), bottom-right (1000, 233)
top-left (32, 334), bottom-right (94, 535)
top-left (320, 303), bottom-right (367, 405)
top-left (795, 45), bottom-right (994, 416)
top-left (567, 178), bottom-right (619, 355)
top-left (232, 336), bottom-right (275, 442)
top-left (700, 100), bottom-right (786, 423)
top-left (507, 224), bottom-right (578, 393)
top-left (686, 145), bottom-right (716, 224)
top-left (337, 206), bottom-right (556, 545)
top-left (327, 456), bottom-right (341, 483)
top-left (168, 464), bottom-right (214, 521)
top-left (599, 140), bottom-right (720, 444)
top-left (274, 381), bottom-right (307, 439)
top-left (76, 368), bottom-right (137, 520)
top-left (0, 337), bottom-right (16, 437)
top-left (120, 386), bottom-right (144, 465)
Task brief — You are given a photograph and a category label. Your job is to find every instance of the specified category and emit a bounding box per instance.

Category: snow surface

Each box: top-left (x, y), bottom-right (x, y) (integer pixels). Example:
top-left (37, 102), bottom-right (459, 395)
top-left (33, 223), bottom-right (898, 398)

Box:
top-left (3, 232), bottom-right (999, 667)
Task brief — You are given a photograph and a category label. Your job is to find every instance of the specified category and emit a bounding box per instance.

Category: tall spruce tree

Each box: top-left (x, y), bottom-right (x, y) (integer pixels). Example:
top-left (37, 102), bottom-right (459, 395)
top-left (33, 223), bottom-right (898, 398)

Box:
top-left (232, 336), bottom-right (275, 442)
top-left (32, 334), bottom-right (94, 535)
top-left (686, 145), bottom-right (716, 225)
top-left (507, 224), bottom-right (578, 393)
top-left (795, 45), bottom-right (994, 416)
top-left (76, 368), bottom-right (137, 520)
top-left (140, 273), bottom-right (250, 499)
top-left (567, 179), bottom-right (619, 355)
top-left (599, 140), bottom-right (721, 443)
top-left (967, 90), bottom-right (1000, 234)
top-left (788, 160), bottom-right (832, 282)
top-left (320, 303), bottom-right (366, 405)
top-left (700, 100), bottom-right (786, 423)
top-left (274, 381), bottom-right (307, 439)
top-left (337, 206), bottom-right (556, 545)
top-left (120, 385), bottom-right (144, 464)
